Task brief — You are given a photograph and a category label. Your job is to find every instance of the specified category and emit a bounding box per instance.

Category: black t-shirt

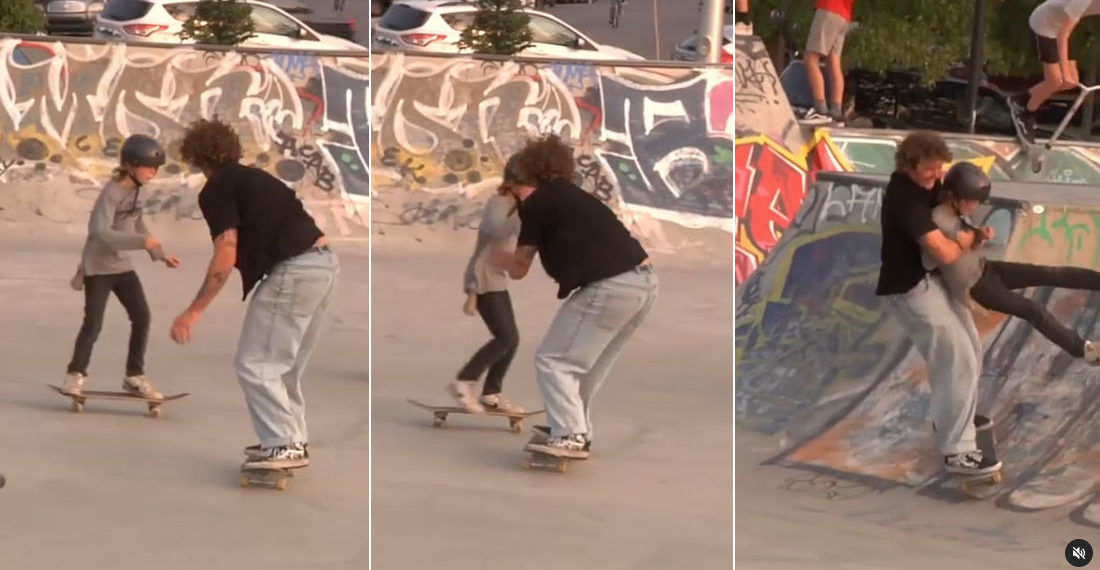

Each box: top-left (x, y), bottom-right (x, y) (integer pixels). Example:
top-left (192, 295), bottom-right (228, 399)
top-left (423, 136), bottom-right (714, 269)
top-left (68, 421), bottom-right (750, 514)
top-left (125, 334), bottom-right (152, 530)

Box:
top-left (517, 177), bottom-right (648, 299)
top-left (875, 171), bottom-right (940, 296)
top-left (198, 162), bottom-right (324, 299)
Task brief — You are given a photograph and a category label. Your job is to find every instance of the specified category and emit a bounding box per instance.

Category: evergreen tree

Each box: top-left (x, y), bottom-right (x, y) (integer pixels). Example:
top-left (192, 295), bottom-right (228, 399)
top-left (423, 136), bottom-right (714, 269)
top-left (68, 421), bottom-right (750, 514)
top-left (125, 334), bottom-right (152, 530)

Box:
top-left (458, 0), bottom-right (533, 56)
top-left (0, 0), bottom-right (45, 35)
top-left (180, 0), bottom-right (255, 46)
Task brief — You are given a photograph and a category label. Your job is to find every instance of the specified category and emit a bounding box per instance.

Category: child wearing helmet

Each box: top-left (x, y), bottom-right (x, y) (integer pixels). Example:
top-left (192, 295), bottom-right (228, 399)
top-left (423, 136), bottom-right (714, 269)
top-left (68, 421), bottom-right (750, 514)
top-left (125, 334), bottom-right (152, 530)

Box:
top-left (62, 134), bottom-right (181, 399)
top-left (931, 161), bottom-right (1100, 364)
top-left (449, 155), bottom-right (524, 415)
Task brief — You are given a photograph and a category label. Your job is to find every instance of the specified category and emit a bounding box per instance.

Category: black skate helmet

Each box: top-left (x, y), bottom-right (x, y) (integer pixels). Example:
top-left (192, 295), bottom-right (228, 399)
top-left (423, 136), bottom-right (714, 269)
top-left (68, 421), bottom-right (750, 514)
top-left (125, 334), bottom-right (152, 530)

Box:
top-left (942, 161), bottom-right (991, 202)
top-left (120, 134), bottom-right (166, 168)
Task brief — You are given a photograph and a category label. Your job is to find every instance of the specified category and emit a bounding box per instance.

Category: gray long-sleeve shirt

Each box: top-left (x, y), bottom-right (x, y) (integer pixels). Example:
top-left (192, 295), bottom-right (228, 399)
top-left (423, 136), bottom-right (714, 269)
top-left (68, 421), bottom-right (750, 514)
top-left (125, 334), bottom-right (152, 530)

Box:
top-left (80, 180), bottom-right (152, 276)
top-left (463, 195), bottom-right (520, 294)
top-left (922, 202), bottom-right (986, 303)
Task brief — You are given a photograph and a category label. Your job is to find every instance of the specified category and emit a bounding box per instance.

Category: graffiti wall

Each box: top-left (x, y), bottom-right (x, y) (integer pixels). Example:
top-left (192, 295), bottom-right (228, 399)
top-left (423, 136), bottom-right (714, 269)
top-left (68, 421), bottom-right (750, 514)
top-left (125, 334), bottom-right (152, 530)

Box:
top-left (369, 52), bottom-right (734, 239)
top-left (0, 37), bottom-right (369, 234)
top-left (737, 169), bottom-right (1100, 524)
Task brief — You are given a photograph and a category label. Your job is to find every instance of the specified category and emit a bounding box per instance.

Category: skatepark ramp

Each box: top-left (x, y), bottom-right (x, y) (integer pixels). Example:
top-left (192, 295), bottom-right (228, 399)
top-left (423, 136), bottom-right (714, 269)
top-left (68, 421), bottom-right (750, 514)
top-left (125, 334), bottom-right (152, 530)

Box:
top-left (0, 35), bottom-right (368, 237)
top-left (737, 168), bottom-right (1100, 522)
top-left (368, 51), bottom-right (733, 254)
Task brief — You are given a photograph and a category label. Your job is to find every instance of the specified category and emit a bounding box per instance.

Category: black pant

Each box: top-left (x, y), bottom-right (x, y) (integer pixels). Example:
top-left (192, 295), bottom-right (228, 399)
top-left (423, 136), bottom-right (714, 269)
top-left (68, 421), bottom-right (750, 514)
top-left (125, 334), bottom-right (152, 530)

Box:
top-left (969, 261), bottom-right (1100, 358)
top-left (68, 271), bottom-right (151, 377)
top-left (456, 291), bottom-right (519, 395)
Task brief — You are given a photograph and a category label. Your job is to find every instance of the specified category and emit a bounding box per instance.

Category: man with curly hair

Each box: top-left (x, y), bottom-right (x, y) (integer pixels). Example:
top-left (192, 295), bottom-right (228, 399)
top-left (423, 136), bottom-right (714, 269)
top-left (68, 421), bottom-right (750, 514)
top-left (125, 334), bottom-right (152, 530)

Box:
top-left (876, 130), bottom-right (1000, 477)
top-left (170, 118), bottom-right (340, 470)
top-left (491, 134), bottom-right (658, 459)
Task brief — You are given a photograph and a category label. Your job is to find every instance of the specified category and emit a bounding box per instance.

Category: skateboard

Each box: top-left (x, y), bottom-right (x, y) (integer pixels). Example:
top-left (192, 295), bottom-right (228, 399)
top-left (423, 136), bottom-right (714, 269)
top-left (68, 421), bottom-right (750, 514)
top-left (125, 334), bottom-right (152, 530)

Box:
top-left (47, 384), bottom-right (189, 418)
top-left (949, 414), bottom-right (1003, 499)
top-left (521, 432), bottom-right (577, 473)
top-left (239, 463), bottom-right (301, 491)
top-left (406, 398), bottom-right (544, 433)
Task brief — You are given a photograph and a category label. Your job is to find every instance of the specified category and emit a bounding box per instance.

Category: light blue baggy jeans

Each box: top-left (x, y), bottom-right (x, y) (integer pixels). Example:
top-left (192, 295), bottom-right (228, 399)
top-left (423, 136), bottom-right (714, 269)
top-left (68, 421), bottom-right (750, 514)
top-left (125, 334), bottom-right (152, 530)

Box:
top-left (887, 274), bottom-right (983, 456)
top-left (235, 245), bottom-right (340, 448)
top-left (534, 265), bottom-right (659, 439)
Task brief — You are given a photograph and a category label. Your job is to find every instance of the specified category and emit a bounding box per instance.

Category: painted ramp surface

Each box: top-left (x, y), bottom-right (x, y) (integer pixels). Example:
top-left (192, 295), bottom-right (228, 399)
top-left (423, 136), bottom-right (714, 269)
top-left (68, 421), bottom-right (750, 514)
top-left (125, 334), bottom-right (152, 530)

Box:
top-left (736, 170), bottom-right (1100, 525)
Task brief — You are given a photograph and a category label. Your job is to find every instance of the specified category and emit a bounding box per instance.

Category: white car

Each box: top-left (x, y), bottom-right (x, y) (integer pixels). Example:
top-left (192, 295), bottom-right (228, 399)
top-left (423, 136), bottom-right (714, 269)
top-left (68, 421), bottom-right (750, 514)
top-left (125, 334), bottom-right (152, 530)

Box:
top-left (671, 24), bottom-right (733, 64)
top-left (373, 0), bottom-right (643, 61)
top-left (94, 0), bottom-right (366, 51)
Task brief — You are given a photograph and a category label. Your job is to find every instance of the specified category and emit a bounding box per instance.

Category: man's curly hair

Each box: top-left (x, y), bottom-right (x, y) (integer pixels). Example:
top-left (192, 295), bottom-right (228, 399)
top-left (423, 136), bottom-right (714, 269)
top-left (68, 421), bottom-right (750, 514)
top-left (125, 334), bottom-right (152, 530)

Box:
top-left (511, 133), bottom-right (575, 186)
top-left (179, 117), bottom-right (243, 172)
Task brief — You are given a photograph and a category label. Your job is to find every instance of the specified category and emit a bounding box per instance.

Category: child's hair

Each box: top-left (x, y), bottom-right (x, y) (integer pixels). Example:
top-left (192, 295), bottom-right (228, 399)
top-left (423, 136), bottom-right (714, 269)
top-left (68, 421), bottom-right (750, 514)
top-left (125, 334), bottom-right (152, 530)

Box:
top-left (179, 117), bottom-right (243, 172)
top-left (511, 134), bottom-right (576, 186)
top-left (895, 130), bottom-right (952, 172)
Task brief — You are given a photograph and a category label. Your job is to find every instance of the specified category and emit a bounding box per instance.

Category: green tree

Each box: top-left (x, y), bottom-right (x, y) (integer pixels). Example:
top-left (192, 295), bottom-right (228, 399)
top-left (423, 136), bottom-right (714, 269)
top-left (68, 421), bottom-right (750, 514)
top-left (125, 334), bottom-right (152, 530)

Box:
top-left (180, 0), bottom-right (255, 46)
top-left (0, 0), bottom-right (45, 35)
top-left (458, 0), bottom-right (533, 56)
top-left (749, 0), bottom-right (974, 84)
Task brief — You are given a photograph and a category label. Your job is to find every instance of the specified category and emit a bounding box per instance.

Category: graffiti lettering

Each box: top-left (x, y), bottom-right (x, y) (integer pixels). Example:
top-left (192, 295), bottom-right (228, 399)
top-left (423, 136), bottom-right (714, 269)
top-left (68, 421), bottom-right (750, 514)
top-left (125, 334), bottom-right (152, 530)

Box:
top-left (576, 153), bottom-right (615, 204)
top-left (273, 131), bottom-right (337, 192)
top-left (399, 199), bottom-right (481, 231)
top-left (817, 182), bottom-right (882, 226)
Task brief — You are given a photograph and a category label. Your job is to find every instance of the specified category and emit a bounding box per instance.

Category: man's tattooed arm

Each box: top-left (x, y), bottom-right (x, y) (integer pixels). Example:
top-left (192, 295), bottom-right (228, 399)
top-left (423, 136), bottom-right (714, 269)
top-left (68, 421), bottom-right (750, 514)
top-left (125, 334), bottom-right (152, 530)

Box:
top-left (187, 229), bottom-right (238, 313)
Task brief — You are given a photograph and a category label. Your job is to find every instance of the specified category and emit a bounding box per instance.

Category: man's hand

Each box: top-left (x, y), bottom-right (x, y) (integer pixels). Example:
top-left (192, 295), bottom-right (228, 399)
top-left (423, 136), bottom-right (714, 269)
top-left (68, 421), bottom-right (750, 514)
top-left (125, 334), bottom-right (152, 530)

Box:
top-left (163, 255), bottom-right (181, 268)
top-left (981, 226), bottom-right (995, 241)
top-left (462, 292), bottom-right (477, 316)
top-left (170, 309), bottom-right (200, 344)
top-left (956, 229), bottom-right (976, 250)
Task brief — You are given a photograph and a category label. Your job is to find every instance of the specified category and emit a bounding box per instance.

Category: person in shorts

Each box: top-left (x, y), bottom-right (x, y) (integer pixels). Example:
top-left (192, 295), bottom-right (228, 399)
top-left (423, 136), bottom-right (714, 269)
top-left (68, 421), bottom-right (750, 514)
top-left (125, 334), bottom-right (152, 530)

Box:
top-left (1008, 0), bottom-right (1100, 143)
top-left (802, 0), bottom-right (856, 124)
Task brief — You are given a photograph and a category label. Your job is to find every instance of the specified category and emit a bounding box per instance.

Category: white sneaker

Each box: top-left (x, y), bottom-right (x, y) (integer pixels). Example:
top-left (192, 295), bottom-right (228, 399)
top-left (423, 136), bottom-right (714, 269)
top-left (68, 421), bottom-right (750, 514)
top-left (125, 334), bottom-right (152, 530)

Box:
top-left (61, 372), bottom-right (85, 396)
top-left (479, 393), bottom-right (524, 414)
top-left (244, 442), bottom-right (309, 469)
top-left (1085, 340), bottom-right (1100, 365)
top-left (525, 434), bottom-right (590, 459)
top-left (122, 375), bottom-right (163, 400)
top-left (446, 380), bottom-right (484, 414)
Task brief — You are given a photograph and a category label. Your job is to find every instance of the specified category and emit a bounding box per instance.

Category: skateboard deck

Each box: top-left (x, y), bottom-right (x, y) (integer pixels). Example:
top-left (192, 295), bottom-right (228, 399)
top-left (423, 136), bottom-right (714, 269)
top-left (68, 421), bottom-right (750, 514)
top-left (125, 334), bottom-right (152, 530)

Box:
top-left (239, 463), bottom-right (304, 491)
top-left (521, 432), bottom-right (585, 473)
top-left (47, 384), bottom-right (189, 418)
top-left (406, 398), bottom-right (543, 433)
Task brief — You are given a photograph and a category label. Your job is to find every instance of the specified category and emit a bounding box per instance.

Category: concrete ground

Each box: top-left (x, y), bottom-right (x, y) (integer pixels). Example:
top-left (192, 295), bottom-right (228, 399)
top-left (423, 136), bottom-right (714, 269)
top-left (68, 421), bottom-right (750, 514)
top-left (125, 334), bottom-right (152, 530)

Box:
top-left (0, 223), bottom-right (369, 569)
top-left (736, 430), bottom-right (1096, 569)
top-left (370, 230), bottom-right (733, 569)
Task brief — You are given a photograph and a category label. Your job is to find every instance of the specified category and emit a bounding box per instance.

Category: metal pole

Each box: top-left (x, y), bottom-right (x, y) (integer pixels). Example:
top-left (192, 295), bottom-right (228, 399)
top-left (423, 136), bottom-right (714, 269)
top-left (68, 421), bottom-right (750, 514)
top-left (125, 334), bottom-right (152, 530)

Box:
top-left (698, 0), bottom-right (725, 63)
top-left (653, 0), bottom-right (661, 60)
top-left (964, 0), bottom-right (987, 134)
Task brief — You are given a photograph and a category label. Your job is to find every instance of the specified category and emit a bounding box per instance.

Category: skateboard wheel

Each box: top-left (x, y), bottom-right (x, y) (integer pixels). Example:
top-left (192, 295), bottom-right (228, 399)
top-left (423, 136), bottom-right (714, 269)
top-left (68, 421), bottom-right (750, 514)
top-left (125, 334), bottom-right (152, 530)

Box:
top-left (1031, 156), bottom-right (1043, 173)
top-left (522, 457), bottom-right (532, 470)
top-left (71, 401), bottom-right (83, 413)
top-left (557, 462), bottom-right (568, 473)
top-left (991, 472), bottom-right (1003, 485)
top-left (148, 405), bottom-right (162, 418)
top-left (432, 418), bottom-right (444, 428)
top-left (511, 420), bottom-right (523, 434)
top-left (275, 478), bottom-right (288, 491)
top-left (240, 475), bottom-right (249, 487)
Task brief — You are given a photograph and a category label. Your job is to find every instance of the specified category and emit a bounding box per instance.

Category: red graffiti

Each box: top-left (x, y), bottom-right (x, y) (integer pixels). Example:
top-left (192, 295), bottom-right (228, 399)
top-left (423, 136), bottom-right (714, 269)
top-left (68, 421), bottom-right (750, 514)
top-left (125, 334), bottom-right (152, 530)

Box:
top-left (708, 80), bottom-right (733, 134)
top-left (735, 134), bottom-right (848, 283)
top-left (737, 140), bottom-right (807, 253)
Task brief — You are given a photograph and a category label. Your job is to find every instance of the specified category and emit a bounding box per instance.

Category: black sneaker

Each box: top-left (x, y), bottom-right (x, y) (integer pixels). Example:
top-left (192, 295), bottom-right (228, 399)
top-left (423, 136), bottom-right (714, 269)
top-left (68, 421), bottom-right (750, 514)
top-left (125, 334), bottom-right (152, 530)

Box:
top-left (945, 450), bottom-right (1001, 475)
top-left (1007, 93), bottom-right (1037, 144)
top-left (245, 442), bottom-right (308, 459)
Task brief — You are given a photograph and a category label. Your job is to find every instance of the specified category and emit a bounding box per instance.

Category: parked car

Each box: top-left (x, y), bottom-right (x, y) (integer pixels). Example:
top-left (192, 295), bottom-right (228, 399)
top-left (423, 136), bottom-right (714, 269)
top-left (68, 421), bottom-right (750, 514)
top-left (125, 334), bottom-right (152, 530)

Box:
top-left (93, 0), bottom-right (366, 51)
top-left (265, 0), bottom-right (358, 42)
top-left (373, 0), bottom-right (643, 60)
top-left (671, 24), bottom-right (733, 64)
top-left (39, 0), bottom-right (105, 36)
